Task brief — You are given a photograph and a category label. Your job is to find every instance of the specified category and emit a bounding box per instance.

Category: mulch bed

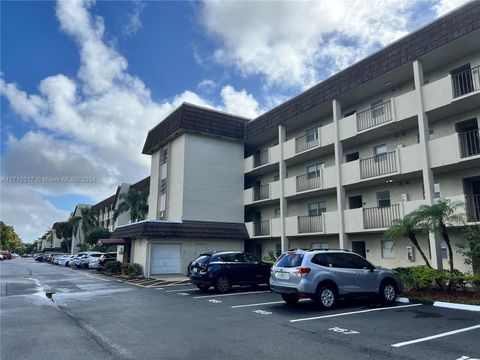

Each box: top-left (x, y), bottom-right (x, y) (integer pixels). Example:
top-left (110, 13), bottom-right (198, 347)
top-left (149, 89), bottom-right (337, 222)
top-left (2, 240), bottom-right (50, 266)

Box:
top-left (403, 289), bottom-right (480, 305)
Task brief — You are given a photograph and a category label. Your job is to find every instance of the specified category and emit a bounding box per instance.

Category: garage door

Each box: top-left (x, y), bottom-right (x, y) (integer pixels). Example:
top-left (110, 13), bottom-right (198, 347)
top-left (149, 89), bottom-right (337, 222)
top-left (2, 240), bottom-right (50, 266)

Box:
top-left (150, 244), bottom-right (181, 274)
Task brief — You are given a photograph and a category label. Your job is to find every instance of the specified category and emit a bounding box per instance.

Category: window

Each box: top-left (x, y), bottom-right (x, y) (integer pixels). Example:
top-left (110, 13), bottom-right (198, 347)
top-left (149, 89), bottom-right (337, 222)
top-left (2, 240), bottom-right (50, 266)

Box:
top-left (440, 240), bottom-right (448, 259)
top-left (305, 127), bottom-right (318, 142)
top-left (348, 195), bottom-right (363, 209)
top-left (311, 242), bottom-right (329, 250)
top-left (308, 201), bottom-right (326, 216)
top-left (344, 253), bottom-right (372, 269)
top-left (275, 253), bottom-right (304, 267)
top-left (346, 152), bottom-right (359, 162)
top-left (325, 253), bottom-right (349, 268)
top-left (243, 253), bottom-right (260, 264)
top-left (160, 178), bottom-right (167, 195)
top-left (377, 191), bottom-right (391, 208)
top-left (374, 144), bottom-right (387, 157)
top-left (434, 183), bottom-right (441, 199)
top-left (220, 253), bottom-right (244, 262)
top-left (274, 208), bottom-right (281, 218)
top-left (381, 240), bottom-right (395, 259)
top-left (160, 148), bottom-right (168, 165)
top-left (311, 254), bottom-right (329, 267)
top-left (307, 163), bottom-right (323, 178)
top-left (371, 99), bottom-right (384, 118)
top-left (275, 243), bottom-right (282, 257)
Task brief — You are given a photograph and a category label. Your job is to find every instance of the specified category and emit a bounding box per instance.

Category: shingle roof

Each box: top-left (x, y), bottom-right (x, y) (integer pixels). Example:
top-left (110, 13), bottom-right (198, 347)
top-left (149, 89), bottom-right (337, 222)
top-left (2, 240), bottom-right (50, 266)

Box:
top-left (92, 194), bottom-right (116, 212)
top-left (245, 1), bottom-right (480, 138)
top-left (111, 220), bottom-right (248, 240)
top-left (142, 103), bottom-right (249, 155)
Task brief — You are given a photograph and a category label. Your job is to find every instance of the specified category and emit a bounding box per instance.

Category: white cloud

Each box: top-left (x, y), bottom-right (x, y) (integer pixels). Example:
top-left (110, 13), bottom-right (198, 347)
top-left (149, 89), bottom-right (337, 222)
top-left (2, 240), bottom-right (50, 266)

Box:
top-left (433, 0), bottom-right (470, 16)
top-left (0, 0), bottom-right (258, 242)
top-left (123, 0), bottom-right (146, 36)
top-left (220, 85), bottom-right (259, 118)
top-left (200, 0), bottom-right (416, 89)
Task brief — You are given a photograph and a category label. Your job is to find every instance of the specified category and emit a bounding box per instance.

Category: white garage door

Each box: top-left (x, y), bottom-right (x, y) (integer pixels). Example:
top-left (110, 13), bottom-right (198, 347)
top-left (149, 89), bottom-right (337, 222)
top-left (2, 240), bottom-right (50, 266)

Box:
top-left (150, 244), bottom-right (181, 274)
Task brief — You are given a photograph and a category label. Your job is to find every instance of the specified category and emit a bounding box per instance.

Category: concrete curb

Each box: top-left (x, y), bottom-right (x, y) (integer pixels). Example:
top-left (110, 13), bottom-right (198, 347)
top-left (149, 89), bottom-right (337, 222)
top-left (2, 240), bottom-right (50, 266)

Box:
top-left (433, 301), bottom-right (480, 312)
top-left (395, 297), bottom-right (410, 304)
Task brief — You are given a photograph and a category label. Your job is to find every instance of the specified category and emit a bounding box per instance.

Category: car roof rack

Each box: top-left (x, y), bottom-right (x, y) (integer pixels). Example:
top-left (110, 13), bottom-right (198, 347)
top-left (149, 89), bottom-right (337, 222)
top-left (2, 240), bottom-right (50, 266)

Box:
top-left (307, 248), bottom-right (351, 252)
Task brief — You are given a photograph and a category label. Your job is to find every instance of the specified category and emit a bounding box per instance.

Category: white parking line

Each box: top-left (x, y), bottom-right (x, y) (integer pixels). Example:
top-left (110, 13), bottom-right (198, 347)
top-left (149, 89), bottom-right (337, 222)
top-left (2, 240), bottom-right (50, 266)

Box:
top-left (231, 299), bottom-right (310, 308)
top-left (162, 282), bottom-right (192, 287)
top-left (289, 304), bottom-right (422, 322)
top-left (391, 324), bottom-right (480, 348)
top-left (193, 290), bottom-right (271, 299)
top-left (165, 288), bottom-right (198, 293)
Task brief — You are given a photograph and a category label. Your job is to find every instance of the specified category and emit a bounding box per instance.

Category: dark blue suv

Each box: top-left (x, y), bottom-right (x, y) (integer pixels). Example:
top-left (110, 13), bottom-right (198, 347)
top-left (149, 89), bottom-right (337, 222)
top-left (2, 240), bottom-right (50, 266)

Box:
top-left (189, 251), bottom-right (271, 293)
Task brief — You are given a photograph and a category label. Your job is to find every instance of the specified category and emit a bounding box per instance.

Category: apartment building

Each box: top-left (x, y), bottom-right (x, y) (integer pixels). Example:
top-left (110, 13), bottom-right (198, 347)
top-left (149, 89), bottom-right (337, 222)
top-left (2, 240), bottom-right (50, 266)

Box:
top-left (243, 2), bottom-right (480, 272)
top-left (112, 2), bottom-right (479, 275)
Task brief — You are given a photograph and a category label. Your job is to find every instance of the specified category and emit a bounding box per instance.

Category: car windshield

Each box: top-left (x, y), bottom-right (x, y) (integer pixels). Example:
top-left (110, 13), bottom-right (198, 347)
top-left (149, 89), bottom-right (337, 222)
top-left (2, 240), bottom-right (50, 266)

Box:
top-left (194, 255), bottom-right (211, 264)
top-left (275, 253), bottom-right (304, 268)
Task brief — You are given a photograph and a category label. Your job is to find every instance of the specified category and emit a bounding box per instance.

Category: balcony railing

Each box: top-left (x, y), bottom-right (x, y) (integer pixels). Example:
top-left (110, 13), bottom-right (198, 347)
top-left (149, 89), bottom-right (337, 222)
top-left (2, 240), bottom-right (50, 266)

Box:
top-left (452, 65), bottom-right (480, 98)
top-left (254, 220), bottom-right (270, 236)
top-left (296, 173), bottom-right (322, 192)
top-left (360, 151), bottom-right (397, 179)
top-left (253, 149), bottom-right (269, 168)
top-left (253, 184), bottom-right (269, 201)
top-left (295, 130), bottom-right (319, 153)
top-left (363, 204), bottom-right (400, 229)
top-left (356, 100), bottom-right (392, 131)
top-left (458, 129), bottom-right (480, 158)
top-left (298, 215), bottom-right (323, 233)
top-left (465, 195), bottom-right (480, 222)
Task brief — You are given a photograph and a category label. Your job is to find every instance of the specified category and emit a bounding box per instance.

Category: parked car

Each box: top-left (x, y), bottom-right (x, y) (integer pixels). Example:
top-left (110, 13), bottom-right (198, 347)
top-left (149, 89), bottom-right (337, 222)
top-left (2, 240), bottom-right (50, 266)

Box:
top-left (189, 251), bottom-right (271, 293)
top-left (0, 252), bottom-right (12, 260)
top-left (77, 252), bottom-right (104, 269)
top-left (270, 249), bottom-right (402, 308)
top-left (35, 254), bottom-right (46, 262)
top-left (98, 252), bottom-right (117, 269)
top-left (57, 255), bottom-right (74, 267)
top-left (46, 253), bottom-right (64, 263)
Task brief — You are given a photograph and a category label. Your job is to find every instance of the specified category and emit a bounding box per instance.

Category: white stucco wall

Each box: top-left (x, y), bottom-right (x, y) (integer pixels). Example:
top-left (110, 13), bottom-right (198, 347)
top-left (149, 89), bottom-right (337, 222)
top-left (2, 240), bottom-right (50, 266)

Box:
top-left (182, 133), bottom-right (244, 223)
top-left (167, 135), bottom-right (186, 220)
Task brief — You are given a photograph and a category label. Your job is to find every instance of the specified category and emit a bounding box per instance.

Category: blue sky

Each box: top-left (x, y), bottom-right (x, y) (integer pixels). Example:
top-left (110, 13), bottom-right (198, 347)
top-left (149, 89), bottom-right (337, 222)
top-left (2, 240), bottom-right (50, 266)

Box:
top-left (0, 0), bottom-right (468, 241)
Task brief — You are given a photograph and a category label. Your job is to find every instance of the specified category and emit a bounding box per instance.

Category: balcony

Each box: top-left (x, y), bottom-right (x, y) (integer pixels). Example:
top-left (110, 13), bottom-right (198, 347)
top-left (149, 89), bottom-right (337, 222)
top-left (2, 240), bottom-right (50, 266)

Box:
top-left (458, 129), bottom-right (480, 158)
top-left (284, 123), bottom-right (335, 161)
top-left (285, 166), bottom-right (337, 198)
top-left (244, 181), bottom-right (280, 205)
top-left (465, 195), bottom-right (480, 222)
top-left (363, 205), bottom-right (401, 229)
top-left (254, 184), bottom-right (269, 201)
top-left (244, 145), bottom-right (281, 174)
top-left (360, 151), bottom-right (398, 179)
top-left (298, 215), bottom-right (323, 233)
top-left (356, 100), bottom-right (393, 131)
top-left (254, 220), bottom-right (271, 237)
top-left (296, 173), bottom-right (322, 192)
top-left (452, 65), bottom-right (480, 98)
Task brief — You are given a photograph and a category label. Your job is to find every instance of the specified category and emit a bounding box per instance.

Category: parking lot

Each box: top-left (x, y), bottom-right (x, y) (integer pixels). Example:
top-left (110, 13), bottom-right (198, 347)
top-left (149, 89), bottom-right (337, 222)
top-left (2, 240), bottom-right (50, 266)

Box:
top-left (1, 259), bottom-right (479, 360)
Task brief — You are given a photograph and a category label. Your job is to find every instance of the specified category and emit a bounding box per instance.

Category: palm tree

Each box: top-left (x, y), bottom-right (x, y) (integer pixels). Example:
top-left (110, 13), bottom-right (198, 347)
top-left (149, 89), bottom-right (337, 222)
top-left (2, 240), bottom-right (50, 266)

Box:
top-left (384, 212), bottom-right (432, 268)
top-left (416, 199), bottom-right (464, 271)
top-left (55, 214), bottom-right (81, 254)
top-left (80, 207), bottom-right (98, 236)
top-left (45, 229), bottom-right (54, 247)
top-left (114, 188), bottom-right (148, 223)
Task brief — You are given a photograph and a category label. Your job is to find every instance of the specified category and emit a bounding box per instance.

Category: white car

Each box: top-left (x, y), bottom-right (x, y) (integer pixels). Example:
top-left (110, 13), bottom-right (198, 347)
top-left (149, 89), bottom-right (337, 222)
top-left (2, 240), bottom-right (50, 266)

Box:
top-left (88, 257), bottom-right (101, 269)
top-left (57, 255), bottom-right (75, 267)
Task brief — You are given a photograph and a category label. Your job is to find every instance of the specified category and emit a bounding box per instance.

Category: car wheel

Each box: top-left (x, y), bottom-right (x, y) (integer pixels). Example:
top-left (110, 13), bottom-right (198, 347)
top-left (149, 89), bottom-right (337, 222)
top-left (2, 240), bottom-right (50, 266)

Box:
top-left (281, 293), bottom-right (299, 305)
top-left (379, 280), bottom-right (397, 305)
top-left (316, 285), bottom-right (337, 309)
top-left (214, 275), bottom-right (231, 293)
top-left (196, 284), bottom-right (210, 292)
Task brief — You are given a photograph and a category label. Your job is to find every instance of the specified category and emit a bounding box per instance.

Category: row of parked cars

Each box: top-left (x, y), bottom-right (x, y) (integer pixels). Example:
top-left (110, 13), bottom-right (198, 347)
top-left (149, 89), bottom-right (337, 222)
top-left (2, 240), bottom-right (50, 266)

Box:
top-left (189, 248), bottom-right (403, 309)
top-left (34, 252), bottom-right (117, 270)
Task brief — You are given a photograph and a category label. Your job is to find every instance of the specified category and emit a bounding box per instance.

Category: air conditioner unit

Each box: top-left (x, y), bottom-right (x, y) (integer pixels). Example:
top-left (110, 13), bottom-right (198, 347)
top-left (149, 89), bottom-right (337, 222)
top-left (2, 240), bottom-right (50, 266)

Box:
top-left (406, 246), bottom-right (415, 262)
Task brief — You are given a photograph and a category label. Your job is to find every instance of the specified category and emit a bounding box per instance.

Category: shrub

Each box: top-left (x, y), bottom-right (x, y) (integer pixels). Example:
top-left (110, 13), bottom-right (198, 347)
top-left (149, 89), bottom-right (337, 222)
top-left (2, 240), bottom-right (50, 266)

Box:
top-left (121, 263), bottom-right (143, 277)
top-left (393, 267), bottom-right (414, 289)
top-left (105, 261), bottom-right (122, 274)
top-left (410, 266), bottom-right (444, 290)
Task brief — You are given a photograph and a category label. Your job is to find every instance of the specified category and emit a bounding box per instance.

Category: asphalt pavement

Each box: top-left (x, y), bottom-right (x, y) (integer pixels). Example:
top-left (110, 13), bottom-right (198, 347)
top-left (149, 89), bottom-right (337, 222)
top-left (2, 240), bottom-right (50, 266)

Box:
top-left (1, 259), bottom-right (479, 360)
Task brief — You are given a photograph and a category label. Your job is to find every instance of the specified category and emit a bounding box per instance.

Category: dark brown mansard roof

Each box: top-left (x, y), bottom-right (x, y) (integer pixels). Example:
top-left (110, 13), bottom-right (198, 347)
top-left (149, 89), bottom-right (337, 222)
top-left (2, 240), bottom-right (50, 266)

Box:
top-left (92, 194), bottom-right (116, 212)
top-left (111, 220), bottom-right (248, 240)
top-left (130, 176), bottom-right (150, 192)
top-left (142, 103), bottom-right (249, 155)
top-left (246, 1), bottom-right (480, 138)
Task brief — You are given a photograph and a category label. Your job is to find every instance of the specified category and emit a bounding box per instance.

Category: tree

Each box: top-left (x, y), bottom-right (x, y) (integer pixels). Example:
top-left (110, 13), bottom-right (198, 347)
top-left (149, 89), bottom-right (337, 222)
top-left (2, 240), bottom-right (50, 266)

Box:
top-left (80, 207), bottom-right (98, 235)
top-left (384, 213), bottom-right (432, 268)
top-left (85, 227), bottom-right (112, 246)
top-left (77, 243), bottom-right (90, 252)
top-left (0, 221), bottom-right (23, 251)
top-left (458, 225), bottom-right (480, 274)
top-left (114, 188), bottom-right (148, 223)
top-left (45, 229), bottom-right (54, 247)
top-left (416, 199), bottom-right (464, 271)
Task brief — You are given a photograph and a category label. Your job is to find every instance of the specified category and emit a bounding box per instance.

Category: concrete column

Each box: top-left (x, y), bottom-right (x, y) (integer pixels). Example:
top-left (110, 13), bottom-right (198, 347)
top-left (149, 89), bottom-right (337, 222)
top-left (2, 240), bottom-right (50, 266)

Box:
top-left (413, 60), bottom-right (442, 270)
top-left (332, 99), bottom-right (349, 250)
top-left (278, 125), bottom-right (289, 252)
top-left (148, 150), bottom-right (160, 220)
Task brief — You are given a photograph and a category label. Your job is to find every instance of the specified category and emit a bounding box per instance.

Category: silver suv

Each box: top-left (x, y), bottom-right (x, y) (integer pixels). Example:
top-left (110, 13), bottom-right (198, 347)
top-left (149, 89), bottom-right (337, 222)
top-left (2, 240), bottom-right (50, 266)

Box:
top-left (270, 249), bottom-right (402, 308)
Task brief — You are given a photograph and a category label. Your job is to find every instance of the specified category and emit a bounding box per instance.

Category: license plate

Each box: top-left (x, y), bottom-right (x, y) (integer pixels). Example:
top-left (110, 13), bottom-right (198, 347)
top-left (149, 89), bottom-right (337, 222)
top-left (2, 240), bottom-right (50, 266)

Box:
top-left (275, 272), bottom-right (289, 280)
top-left (192, 268), bottom-right (198, 273)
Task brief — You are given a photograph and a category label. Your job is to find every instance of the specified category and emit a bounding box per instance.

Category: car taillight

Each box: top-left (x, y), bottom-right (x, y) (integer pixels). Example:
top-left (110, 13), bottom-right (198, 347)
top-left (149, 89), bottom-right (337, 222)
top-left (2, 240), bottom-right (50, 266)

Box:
top-left (293, 267), bottom-right (311, 277)
top-left (270, 266), bottom-right (274, 273)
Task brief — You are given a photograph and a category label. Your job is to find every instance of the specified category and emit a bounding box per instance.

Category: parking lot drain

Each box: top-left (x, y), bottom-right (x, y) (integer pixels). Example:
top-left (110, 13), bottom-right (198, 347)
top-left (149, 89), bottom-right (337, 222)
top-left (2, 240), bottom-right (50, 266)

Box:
top-left (45, 291), bottom-right (55, 302)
